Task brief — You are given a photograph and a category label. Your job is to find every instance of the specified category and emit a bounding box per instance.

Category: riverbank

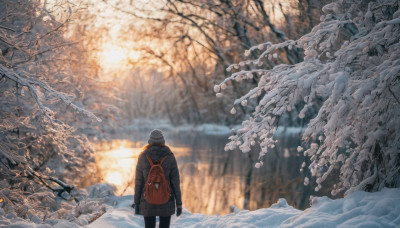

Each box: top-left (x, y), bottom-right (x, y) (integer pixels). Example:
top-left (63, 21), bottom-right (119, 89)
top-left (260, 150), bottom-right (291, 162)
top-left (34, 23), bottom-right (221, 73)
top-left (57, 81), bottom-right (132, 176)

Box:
top-left (89, 187), bottom-right (400, 227)
top-left (84, 186), bottom-right (400, 228)
top-left (93, 124), bottom-right (307, 215)
top-left (118, 118), bottom-right (304, 137)
top-left (3, 183), bottom-right (399, 227)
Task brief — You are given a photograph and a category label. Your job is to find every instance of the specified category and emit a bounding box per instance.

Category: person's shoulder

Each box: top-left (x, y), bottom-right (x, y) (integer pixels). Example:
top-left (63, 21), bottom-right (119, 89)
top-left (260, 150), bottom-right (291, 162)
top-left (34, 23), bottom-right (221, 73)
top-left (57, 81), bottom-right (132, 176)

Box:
top-left (139, 147), bottom-right (150, 158)
top-left (141, 144), bottom-right (154, 153)
top-left (161, 145), bottom-right (172, 153)
top-left (163, 146), bottom-right (177, 163)
top-left (161, 145), bottom-right (176, 158)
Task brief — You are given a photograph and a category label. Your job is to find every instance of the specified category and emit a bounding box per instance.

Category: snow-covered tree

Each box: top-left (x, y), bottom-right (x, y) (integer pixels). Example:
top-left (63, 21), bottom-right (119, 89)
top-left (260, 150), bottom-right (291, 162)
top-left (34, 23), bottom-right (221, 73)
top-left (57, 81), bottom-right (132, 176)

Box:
top-left (0, 0), bottom-right (117, 224)
top-left (104, 0), bottom-right (330, 124)
top-left (217, 0), bottom-right (400, 196)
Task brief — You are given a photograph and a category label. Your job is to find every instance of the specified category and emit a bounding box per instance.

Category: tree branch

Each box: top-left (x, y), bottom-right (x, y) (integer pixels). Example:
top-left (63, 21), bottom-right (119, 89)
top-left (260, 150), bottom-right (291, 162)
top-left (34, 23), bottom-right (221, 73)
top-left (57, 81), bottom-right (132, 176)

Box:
top-left (388, 82), bottom-right (400, 105)
top-left (26, 166), bottom-right (75, 193)
top-left (0, 65), bottom-right (101, 123)
top-left (0, 24), bottom-right (15, 32)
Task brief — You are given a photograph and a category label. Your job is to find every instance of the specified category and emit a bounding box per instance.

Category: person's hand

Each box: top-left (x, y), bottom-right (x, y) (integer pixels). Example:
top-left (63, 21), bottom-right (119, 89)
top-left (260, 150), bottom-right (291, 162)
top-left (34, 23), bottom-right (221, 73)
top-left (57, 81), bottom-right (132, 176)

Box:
top-left (135, 204), bottom-right (140, 215)
top-left (176, 207), bottom-right (182, 217)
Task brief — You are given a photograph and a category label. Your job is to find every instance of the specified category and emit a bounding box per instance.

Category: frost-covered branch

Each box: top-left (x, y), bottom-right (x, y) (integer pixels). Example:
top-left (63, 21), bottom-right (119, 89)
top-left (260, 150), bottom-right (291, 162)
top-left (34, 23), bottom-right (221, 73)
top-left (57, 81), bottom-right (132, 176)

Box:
top-left (217, 0), bottom-right (400, 196)
top-left (0, 65), bottom-right (101, 123)
top-left (26, 166), bottom-right (75, 193)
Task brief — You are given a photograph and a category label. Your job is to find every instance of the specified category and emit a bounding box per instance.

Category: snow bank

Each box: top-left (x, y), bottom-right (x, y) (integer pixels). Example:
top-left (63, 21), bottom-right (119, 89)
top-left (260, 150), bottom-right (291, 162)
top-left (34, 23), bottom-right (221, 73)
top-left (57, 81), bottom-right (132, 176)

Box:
top-left (280, 188), bottom-right (400, 228)
top-left (2, 187), bottom-right (399, 227)
top-left (176, 124), bottom-right (233, 136)
top-left (87, 196), bottom-right (142, 228)
top-left (87, 188), bottom-right (400, 228)
top-left (124, 118), bottom-right (234, 136)
top-left (0, 183), bottom-right (116, 227)
top-left (125, 119), bottom-right (173, 132)
top-left (175, 199), bottom-right (301, 228)
top-left (124, 118), bottom-right (304, 137)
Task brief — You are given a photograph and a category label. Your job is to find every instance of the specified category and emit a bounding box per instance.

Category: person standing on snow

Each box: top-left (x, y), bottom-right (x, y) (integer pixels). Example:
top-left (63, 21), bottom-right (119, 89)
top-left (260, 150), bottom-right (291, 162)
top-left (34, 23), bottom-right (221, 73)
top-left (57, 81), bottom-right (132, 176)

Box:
top-left (133, 129), bottom-right (182, 228)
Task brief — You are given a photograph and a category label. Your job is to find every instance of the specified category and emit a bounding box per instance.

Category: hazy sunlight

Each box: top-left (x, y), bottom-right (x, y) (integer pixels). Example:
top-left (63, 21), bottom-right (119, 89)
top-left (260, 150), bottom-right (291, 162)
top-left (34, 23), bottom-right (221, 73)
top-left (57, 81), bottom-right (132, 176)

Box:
top-left (99, 44), bottom-right (141, 72)
top-left (105, 171), bottom-right (124, 186)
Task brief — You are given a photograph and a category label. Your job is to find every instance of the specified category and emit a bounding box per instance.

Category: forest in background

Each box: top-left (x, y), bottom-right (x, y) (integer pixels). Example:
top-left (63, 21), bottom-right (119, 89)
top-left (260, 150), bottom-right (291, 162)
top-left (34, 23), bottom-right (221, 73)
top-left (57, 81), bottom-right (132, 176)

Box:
top-left (112, 0), bottom-right (330, 125)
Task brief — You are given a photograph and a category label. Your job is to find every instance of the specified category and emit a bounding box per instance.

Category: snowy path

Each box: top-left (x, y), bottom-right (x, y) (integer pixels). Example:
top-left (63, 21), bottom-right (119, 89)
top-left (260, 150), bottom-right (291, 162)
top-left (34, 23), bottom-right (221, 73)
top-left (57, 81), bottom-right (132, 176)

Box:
top-left (87, 188), bottom-right (400, 228)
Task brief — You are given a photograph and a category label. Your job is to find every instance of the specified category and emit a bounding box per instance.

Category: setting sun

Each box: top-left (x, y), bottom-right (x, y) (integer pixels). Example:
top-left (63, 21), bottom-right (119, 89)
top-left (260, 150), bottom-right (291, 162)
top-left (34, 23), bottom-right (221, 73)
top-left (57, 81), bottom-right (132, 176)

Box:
top-left (101, 45), bottom-right (126, 65)
top-left (98, 44), bottom-right (141, 72)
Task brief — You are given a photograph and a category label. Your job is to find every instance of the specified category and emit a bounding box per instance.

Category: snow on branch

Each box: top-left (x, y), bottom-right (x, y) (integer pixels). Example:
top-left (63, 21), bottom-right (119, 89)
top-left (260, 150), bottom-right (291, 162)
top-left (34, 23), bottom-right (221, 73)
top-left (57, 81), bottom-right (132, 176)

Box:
top-left (26, 166), bottom-right (75, 194)
top-left (216, 0), bottom-right (400, 195)
top-left (225, 41), bottom-right (295, 73)
top-left (0, 65), bottom-right (101, 123)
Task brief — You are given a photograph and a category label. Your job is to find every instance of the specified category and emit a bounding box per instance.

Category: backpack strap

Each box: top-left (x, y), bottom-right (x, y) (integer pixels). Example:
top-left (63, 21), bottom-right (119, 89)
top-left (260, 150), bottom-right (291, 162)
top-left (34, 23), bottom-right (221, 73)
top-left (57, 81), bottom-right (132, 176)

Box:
top-left (146, 154), bottom-right (170, 166)
top-left (145, 155), bottom-right (154, 166)
top-left (160, 155), bottom-right (169, 165)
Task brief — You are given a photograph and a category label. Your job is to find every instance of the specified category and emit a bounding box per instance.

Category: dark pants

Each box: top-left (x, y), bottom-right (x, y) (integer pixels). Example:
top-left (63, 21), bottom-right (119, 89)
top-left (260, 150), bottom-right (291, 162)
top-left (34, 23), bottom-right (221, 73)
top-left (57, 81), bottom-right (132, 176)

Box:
top-left (144, 216), bottom-right (171, 228)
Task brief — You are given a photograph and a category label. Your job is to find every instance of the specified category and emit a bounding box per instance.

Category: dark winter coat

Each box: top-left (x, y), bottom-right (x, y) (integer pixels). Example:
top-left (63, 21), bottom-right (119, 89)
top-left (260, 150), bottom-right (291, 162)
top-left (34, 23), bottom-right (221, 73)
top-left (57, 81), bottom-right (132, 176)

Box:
top-left (134, 144), bottom-right (182, 217)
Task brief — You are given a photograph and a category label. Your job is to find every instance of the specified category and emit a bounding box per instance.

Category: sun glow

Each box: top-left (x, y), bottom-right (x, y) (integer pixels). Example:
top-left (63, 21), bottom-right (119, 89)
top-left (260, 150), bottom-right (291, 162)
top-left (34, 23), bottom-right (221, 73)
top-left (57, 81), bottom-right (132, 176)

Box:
top-left (94, 140), bottom-right (191, 195)
top-left (94, 140), bottom-right (142, 195)
top-left (99, 44), bottom-right (141, 72)
top-left (105, 171), bottom-right (124, 186)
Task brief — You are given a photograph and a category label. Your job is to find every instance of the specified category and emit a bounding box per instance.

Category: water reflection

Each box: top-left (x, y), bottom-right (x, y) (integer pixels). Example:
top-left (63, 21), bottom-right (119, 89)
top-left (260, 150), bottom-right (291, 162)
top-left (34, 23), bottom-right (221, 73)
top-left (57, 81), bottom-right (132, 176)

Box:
top-left (94, 129), bottom-right (309, 215)
top-left (94, 140), bottom-right (140, 195)
top-left (94, 139), bottom-right (190, 195)
top-left (172, 130), bottom-right (308, 215)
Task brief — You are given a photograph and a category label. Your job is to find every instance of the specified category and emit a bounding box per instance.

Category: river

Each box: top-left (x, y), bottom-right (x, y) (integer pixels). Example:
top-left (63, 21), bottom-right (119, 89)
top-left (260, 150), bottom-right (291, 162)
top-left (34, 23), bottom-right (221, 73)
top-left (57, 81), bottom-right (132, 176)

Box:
top-left (92, 127), bottom-right (311, 215)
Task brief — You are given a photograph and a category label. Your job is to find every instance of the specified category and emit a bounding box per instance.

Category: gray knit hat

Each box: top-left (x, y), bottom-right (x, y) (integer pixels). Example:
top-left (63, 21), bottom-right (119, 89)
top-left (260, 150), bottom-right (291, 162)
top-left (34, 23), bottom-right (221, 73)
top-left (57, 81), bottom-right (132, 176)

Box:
top-left (148, 129), bottom-right (165, 145)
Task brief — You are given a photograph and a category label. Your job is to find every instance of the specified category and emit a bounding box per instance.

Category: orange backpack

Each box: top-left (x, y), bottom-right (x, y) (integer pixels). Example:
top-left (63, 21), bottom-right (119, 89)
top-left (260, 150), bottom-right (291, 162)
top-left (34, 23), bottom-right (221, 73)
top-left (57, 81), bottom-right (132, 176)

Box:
top-left (144, 155), bottom-right (171, 205)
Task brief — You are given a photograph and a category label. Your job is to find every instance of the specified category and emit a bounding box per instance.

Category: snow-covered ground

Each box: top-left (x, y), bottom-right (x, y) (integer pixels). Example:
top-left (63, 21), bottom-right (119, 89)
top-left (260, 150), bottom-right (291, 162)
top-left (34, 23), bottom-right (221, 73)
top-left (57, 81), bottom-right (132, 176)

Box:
top-left (90, 187), bottom-right (400, 228)
top-left (2, 185), bottom-right (399, 227)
